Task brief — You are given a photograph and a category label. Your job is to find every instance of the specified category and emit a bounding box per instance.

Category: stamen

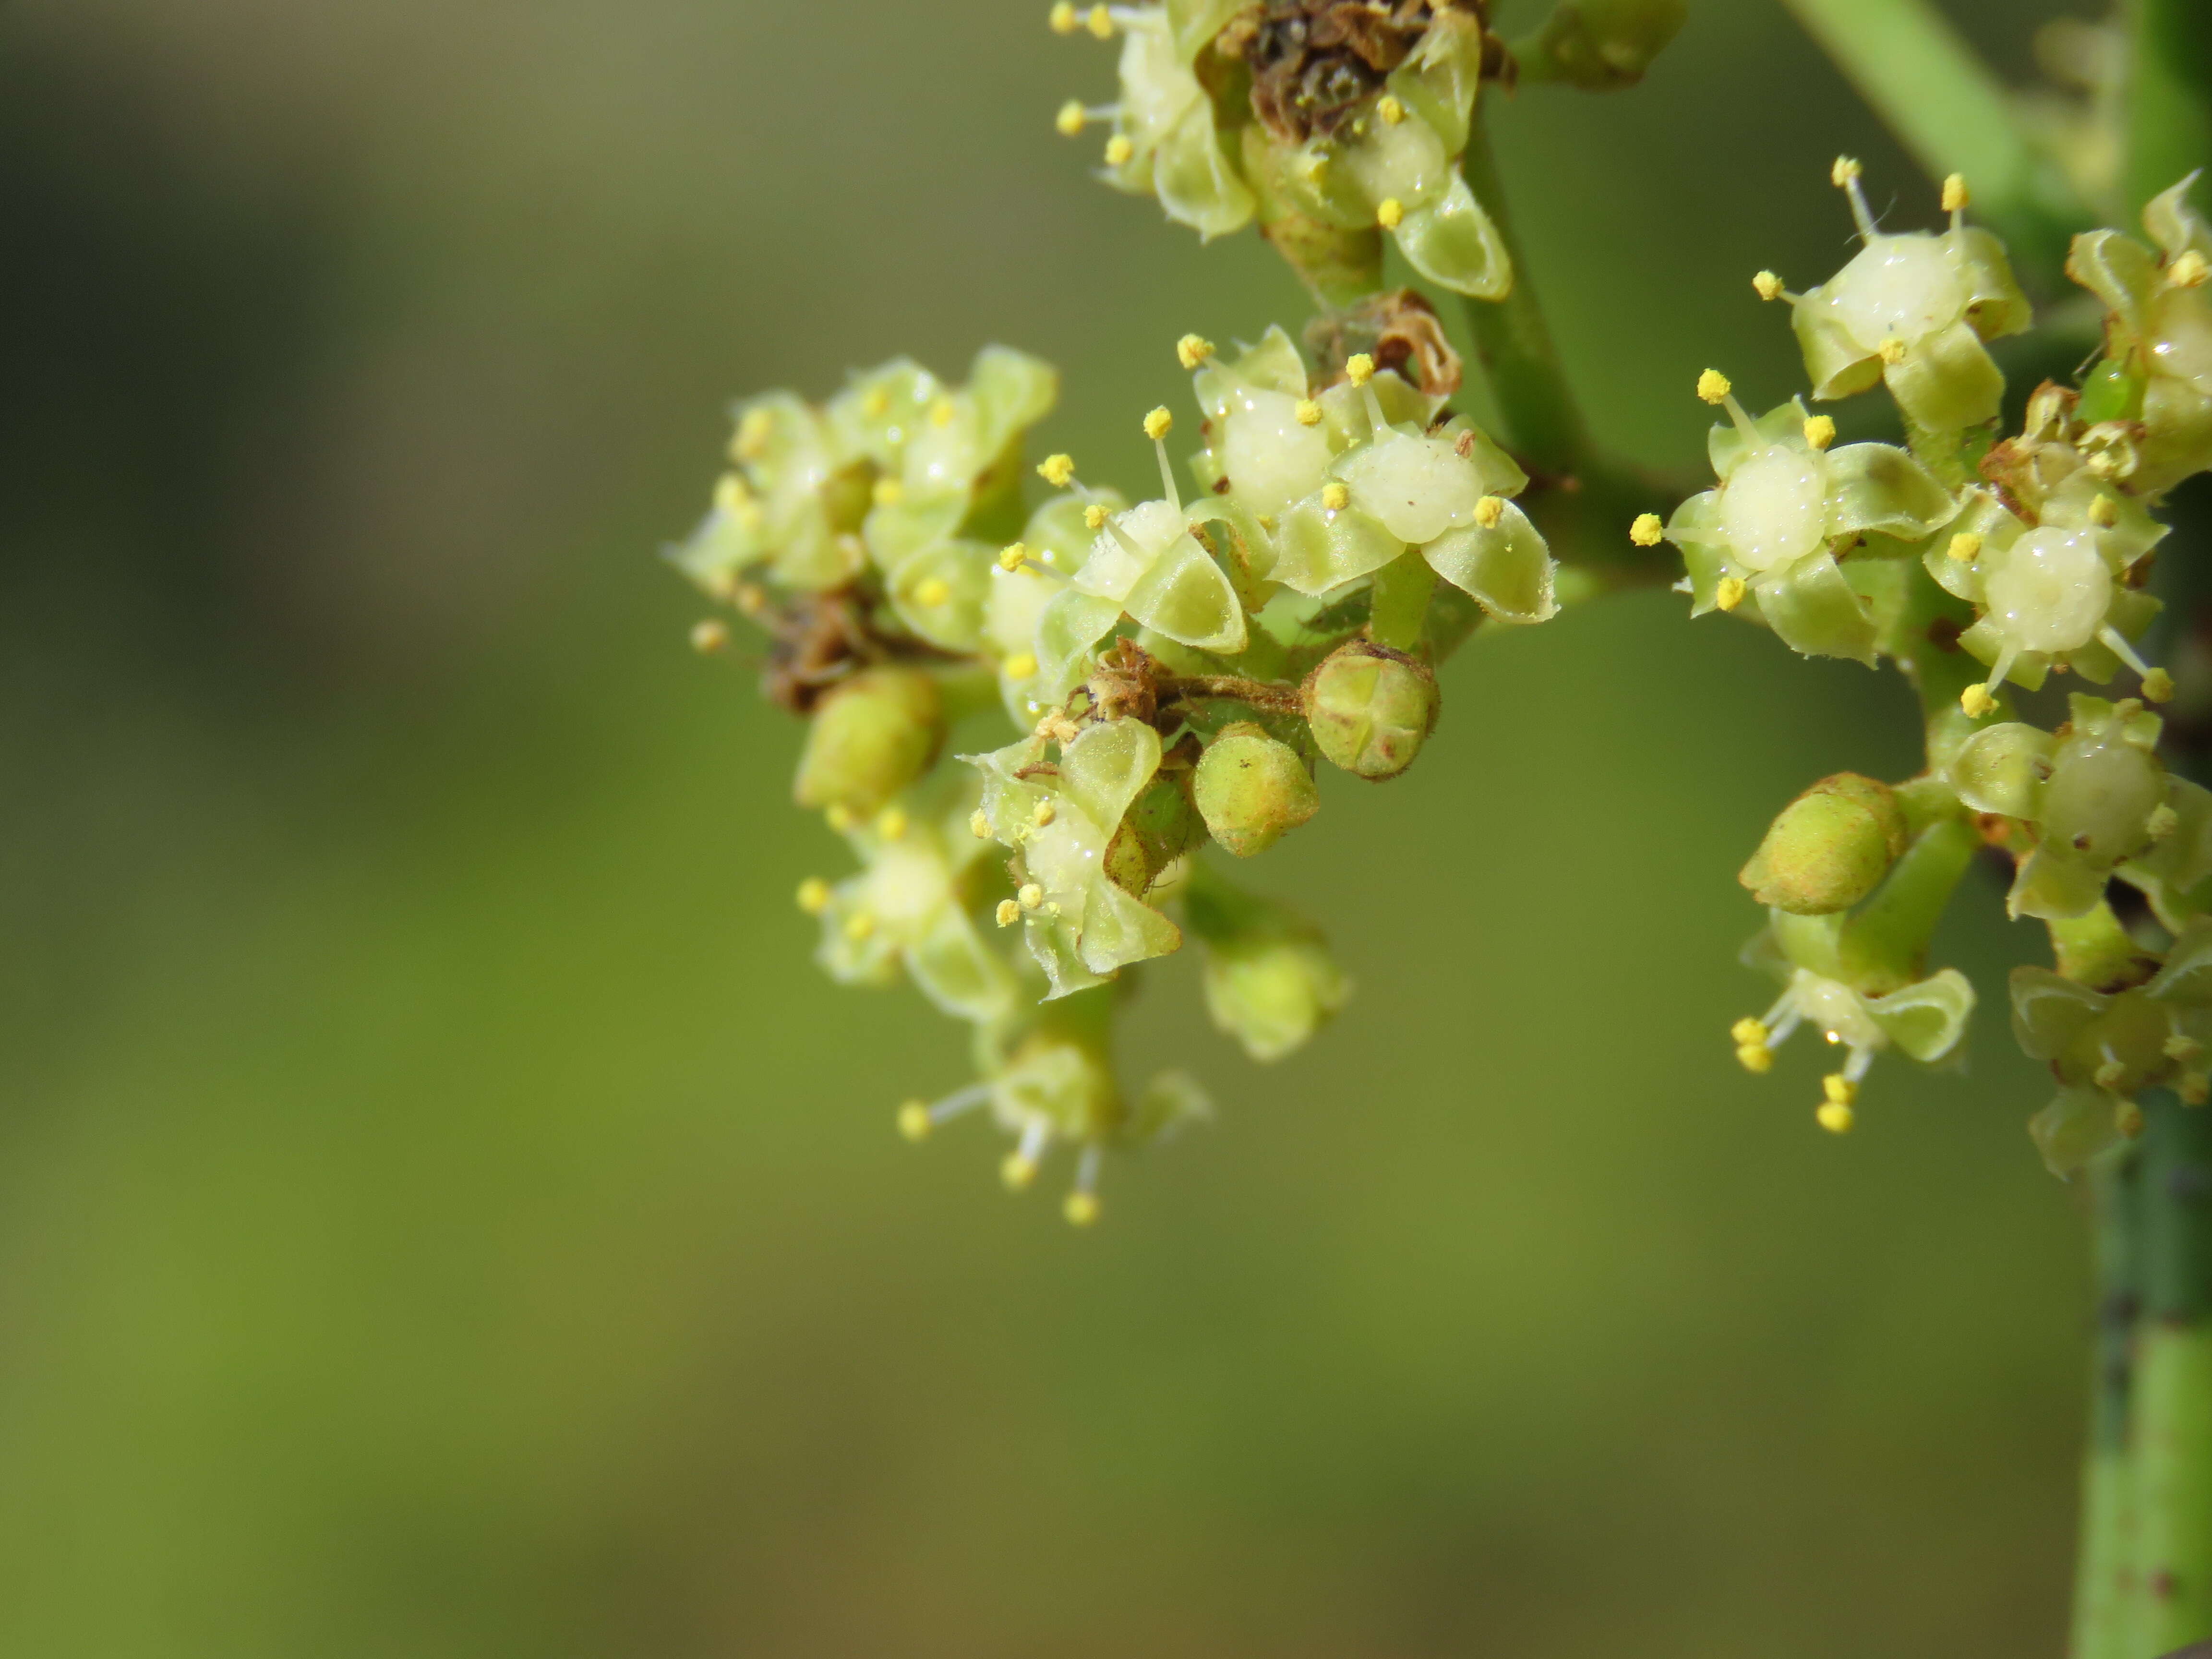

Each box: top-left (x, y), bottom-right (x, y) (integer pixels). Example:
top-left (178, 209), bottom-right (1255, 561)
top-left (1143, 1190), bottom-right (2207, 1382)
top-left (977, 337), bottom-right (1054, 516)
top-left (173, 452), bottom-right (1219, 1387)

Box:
top-left (690, 618), bottom-right (730, 654)
top-left (1002, 1118), bottom-right (1052, 1189)
top-left (796, 877), bottom-right (832, 915)
top-left (1947, 531), bottom-right (1981, 562)
top-left (2173, 250), bottom-right (2211, 289)
top-left (1474, 495), bottom-right (1505, 529)
top-left (1176, 334), bottom-right (1215, 370)
top-left (1056, 100), bottom-right (1086, 137)
top-left (1294, 398), bottom-right (1323, 426)
top-left (1038, 453), bottom-right (1078, 488)
top-left (1752, 270), bottom-right (1785, 301)
top-left (1376, 197), bottom-right (1405, 229)
top-left (1831, 156), bottom-right (1876, 241)
top-left (1941, 172), bottom-right (1969, 223)
top-left (1321, 481), bottom-right (1350, 512)
top-left (1143, 407), bottom-right (1180, 510)
top-left (995, 899), bottom-right (1021, 927)
top-left (1802, 415), bottom-right (1836, 450)
top-left (1086, 4), bottom-right (1115, 39)
top-left (1104, 134), bottom-right (1134, 168)
top-left (970, 808), bottom-right (993, 839)
top-left (902, 1083), bottom-right (991, 1141)
top-left (1715, 575), bottom-right (1748, 612)
top-left (1004, 651), bottom-right (1039, 681)
top-left (1376, 95), bottom-right (1406, 126)
top-left (914, 577), bottom-right (952, 607)
top-left (1630, 513), bottom-right (1664, 547)
top-left (1063, 1143), bottom-right (1104, 1226)
top-left (1049, 1), bottom-right (1079, 33)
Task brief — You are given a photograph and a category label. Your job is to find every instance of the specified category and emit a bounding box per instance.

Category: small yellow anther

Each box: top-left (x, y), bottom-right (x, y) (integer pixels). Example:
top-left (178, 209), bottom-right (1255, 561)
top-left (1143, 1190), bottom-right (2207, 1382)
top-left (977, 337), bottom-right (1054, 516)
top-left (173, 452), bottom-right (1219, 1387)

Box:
top-left (1961, 684), bottom-right (1997, 718)
top-left (1048, 0), bottom-right (1079, 33)
top-left (898, 1100), bottom-right (932, 1142)
top-left (1816, 1101), bottom-right (1856, 1134)
top-left (1018, 882), bottom-right (1046, 910)
top-left (1055, 99), bottom-right (1086, 137)
top-left (1143, 406), bottom-right (1174, 441)
top-left (734, 407), bottom-right (774, 460)
top-left (872, 476), bottom-right (904, 507)
top-left (1696, 368), bottom-right (1731, 405)
top-left (2167, 1034), bottom-right (2206, 1064)
top-left (876, 806), bottom-right (908, 842)
top-left (2119, 1099), bottom-right (2148, 1139)
top-left (1731, 1018), bottom-right (1768, 1047)
top-left (1063, 1190), bottom-right (1101, 1226)
top-left (1002, 1152), bottom-right (1040, 1190)
top-left (914, 577), bottom-right (952, 607)
top-left (1941, 173), bottom-right (1970, 213)
top-left (2171, 250), bottom-right (2210, 289)
top-left (1321, 481), bottom-right (1351, 511)
top-left (1629, 512), bottom-right (1664, 548)
top-left (1376, 95), bottom-right (1406, 126)
top-left (1473, 494), bottom-right (1505, 529)
top-left (1083, 503), bottom-right (1109, 530)
top-left (690, 618), bottom-right (730, 654)
top-left (1830, 155), bottom-right (1863, 188)
top-left (2088, 493), bottom-right (2120, 527)
top-left (1103, 134), bottom-right (1134, 167)
top-left (1037, 454), bottom-right (1077, 489)
top-left (796, 877), bottom-right (832, 915)
top-left (1085, 3), bottom-right (1113, 38)
top-left (2146, 667), bottom-right (2176, 704)
top-left (1294, 398), bottom-right (1323, 426)
top-left (1346, 352), bottom-right (1376, 386)
top-left (1878, 337), bottom-right (1908, 365)
top-left (1803, 415), bottom-right (1836, 450)
top-left (1736, 1044), bottom-right (1774, 1075)
top-left (929, 396), bottom-right (957, 427)
top-left (995, 899), bottom-right (1021, 927)
top-left (1176, 333), bottom-right (1215, 371)
top-left (1947, 531), bottom-right (1982, 562)
top-left (843, 911), bottom-right (877, 942)
top-left (825, 803), bottom-right (856, 833)
top-left (1376, 197), bottom-right (1405, 229)
top-left (998, 543), bottom-right (1028, 573)
top-left (970, 808), bottom-right (993, 840)
top-left (2096, 1059), bottom-right (2129, 1092)
top-left (1822, 1074), bottom-right (1857, 1107)
top-left (1031, 799), bottom-right (1056, 828)
top-left (1715, 575), bottom-right (1748, 612)
top-left (1752, 269), bottom-right (1785, 301)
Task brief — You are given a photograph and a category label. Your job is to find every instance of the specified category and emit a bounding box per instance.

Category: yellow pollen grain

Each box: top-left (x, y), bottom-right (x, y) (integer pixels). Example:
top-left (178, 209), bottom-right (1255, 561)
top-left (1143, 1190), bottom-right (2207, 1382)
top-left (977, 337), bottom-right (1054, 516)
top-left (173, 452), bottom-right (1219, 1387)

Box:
top-left (1376, 197), bottom-right (1405, 229)
top-left (1294, 398), bottom-right (1323, 426)
top-left (1629, 512), bottom-right (1664, 547)
top-left (1003, 651), bottom-right (1038, 680)
top-left (914, 577), bottom-right (952, 607)
top-left (690, 618), bottom-right (730, 654)
top-left (1063, 1190), bottom-right (1101, 1226)
top-left (1961, 684), bottom-right (1997, 718)
top-left (1736, 1044), bottom-right (1774, 1075)
top-left (1032, 799), bottom-right (1056, 827)
top-left (796, 877), bottom-right (832, 915)
top-left (1830, 155), bottom-right (1862, 188)
top-left (1376, 94), bottom-right (1406, 125)
top-left (1815, 1101), bottom-right (1855, 1134)
top-left (2173, 250), bottom-right (2211, 289)
top-left (1104, 134), bottom-right (1134, 167)
top-left (1143, 406), bottom-right (1174, 441)
top-left (1696, 368), bottom-right (1731, 404)
top-left (1731, 1018), bottom-right (1767, 1047)
top-left (1941, 172), bottom-right (1970, 213)
top-left (1083, 503), bottom-right (1109, 530)
top-left (1001, 1152), bottom-right (1040, 1190)
top-left (1878, 337), bottom-right (1908, 364)
top-left (2146, 668), bottom-right (2176, 704)
top-left (1803, 415), bottom-right (1836, 450)
top-left (1018, 882), bottom-right (1046, 909)
top-left (1947, 531), bottom-right (1982, 561)
top-left (1473, 495), bottom-right (1505, 529)
top-left (1037, 452), bottom-right (1077, 487)
top-left (898, 1100), bottom-right (932, 1142)
top-left (1056, 100), bottom-right (1086, 137)
top-left (995, 899), bottom-right (1021, 927)
top-left (1085, 3), bottom-right (1113, 38)
top-left (1321, 481), bottom-right (1350, 511)
top-left (1715, 575), bottom-right (1747, 612)
top-left (1176, 333), bottom-right (1215, 370)
top-left (1346, 352), bottom-right (1375, 386)
top-left (1048, 0), bottom-right (1078, 33)
top-left (1752, 270), bottom-right (1784, 301)
top-left (969, 808), bottom-right (993, 839)
top-left (1822, 1074), bottom-right (1857, 1106)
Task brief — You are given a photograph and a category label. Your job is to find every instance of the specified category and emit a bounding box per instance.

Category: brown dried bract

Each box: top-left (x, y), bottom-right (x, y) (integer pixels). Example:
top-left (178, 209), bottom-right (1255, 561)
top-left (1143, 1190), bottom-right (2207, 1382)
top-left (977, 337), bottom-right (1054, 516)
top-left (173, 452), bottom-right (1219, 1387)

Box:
top-left (1304, 287), bottom-right (1463, 397)
top-left (1224, 0), bottom-right (1488, 144)
top-left (755, 584), bottom-right (955, 715)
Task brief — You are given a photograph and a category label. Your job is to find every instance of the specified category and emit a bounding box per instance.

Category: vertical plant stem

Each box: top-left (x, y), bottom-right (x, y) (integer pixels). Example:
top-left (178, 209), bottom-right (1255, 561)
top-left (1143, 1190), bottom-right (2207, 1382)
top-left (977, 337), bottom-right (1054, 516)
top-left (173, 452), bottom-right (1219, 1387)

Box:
top-left (2074, 1155), bottom-right (2144, 1659)
top-left (2120, 0), bottom-right (2212, 216)
top-left (2134, 1099), bottom-right (2212, 1652)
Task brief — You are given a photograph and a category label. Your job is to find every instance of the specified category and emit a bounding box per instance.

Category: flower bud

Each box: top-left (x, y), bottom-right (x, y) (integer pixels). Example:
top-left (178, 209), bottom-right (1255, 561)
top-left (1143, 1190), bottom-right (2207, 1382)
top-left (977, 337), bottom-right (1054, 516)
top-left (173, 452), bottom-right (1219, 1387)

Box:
top-left (1104, 769), bottom-right (1207, 895)
top-left (792, 667), bottom-right (942, 816)
top-left (1302, 641), bottom-right (1439, 781)
top-left (1193, 722), bottom-right (1319, 857)
top-left (1738, 773), bottom-right (1908, 915)
top-left (1183, 862), bottom-right (1349, 1062)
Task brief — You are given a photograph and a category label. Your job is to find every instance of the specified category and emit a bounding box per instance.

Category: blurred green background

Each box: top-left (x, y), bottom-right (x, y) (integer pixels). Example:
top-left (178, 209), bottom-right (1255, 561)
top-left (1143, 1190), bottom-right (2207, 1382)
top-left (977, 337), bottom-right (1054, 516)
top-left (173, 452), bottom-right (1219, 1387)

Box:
top-left (0, 1), bottom-right (2106, 1653)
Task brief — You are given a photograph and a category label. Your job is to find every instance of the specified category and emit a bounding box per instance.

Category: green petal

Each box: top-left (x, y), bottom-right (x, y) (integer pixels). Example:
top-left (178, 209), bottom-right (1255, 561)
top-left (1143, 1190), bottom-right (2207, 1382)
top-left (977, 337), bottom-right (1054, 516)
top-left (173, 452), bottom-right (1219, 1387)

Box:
top-left (1165, 0), bottom-right (1246, 60)
top-left (1271, 498), bottom-right (1406, 595)
top-left (886, 540), bottom-right (992, 651)
top-left (1388, 10), bottom-right (1486, 156)
top-left (1958, 617), bottom-right (2051, 689)
top-left (2008, 846), bottom-right (2111, 921)
top-left (1434, 417), bottom-right (1528, 495)
top-left (2010, 965), bottom-right (2110, 1060)
top-left (1078, 878), bottom-right (1183, 975)
top-left (2144, 171), bottom-right (2212, 263)
top-left (2150, 915), bottom-right (2212, 1003)
top-left (865, 498), bottom-right (966, 568)
top-left (1154, 103), bottom-right (1257, 241)
top-left (1883, 318), bottom-right (2004, 432)
top-left (1060, 719), bottom-right (1164, 835)
top-left (1949, 721), bottom-right (2054, 817)
top-left (824, 358), bottom-right (936, 468)
top-left (2067, 228), bottom-right (2159, 336)
top-left (2029, 1084), bottom-right (2127, 1178)
top-left (1943, 226), bottom-right (2033, 340)
top-left (1025, 914), bottom-right (1111, 1000)
top-left (1823, 443), bottom-right (1957, 539)
top-left (769, 499), bottom-right (865, 591)
top-left (1034, 589), bottom-right (1125, 701)
top-left (1755, 552), bottom-right (1877, 663)
top-left (1866, 967), bottom-right (1975, 1062)
top-left (1420, 502), bottom-right (1557, 623)
top-left (2122, 781), bottom-right (2212, 932)
top-left (1023, 490), bottom-right (1127, 576)
top-left (667, 505), bottom-right (761, 592)
top-left (1392, 174), bottom-right (1510, 299)
top-left (967, 345), bottom-right (1059, 460)
top-left (1122, 534), bottom-right (1248, 652)
top-left (1791, 292), bottom-right (1884, 402)
top-left (1128, 1069), bottom-right (1213, 1143)
top-left (1336, 105), bottom-right (1452, 212)
top-left (907, 905), bottom-right (1018, 1024)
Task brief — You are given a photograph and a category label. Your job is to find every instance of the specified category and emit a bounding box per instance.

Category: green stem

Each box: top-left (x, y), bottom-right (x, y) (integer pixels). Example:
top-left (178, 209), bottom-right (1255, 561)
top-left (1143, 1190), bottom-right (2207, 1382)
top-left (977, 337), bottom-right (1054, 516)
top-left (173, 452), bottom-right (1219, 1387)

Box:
top-left (1778, 0), bottom-right (2087, 271)
top-left (2133, 1098), bottom-right (2212, 1652)
top-left (2075, 1155), bottom-right (2144, 1659)
top-left (2121, 0), bottom-right (2212, 216)
top-left (1367, 551), bottom-right (1436, 654)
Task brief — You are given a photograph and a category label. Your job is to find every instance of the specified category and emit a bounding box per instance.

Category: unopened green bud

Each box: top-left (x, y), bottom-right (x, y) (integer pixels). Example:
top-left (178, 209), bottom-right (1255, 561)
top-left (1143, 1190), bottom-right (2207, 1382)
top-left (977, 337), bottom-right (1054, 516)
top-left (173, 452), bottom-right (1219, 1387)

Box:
top-left (1193, 723), bottom-right (1318, 857)
top-left (1105, 769), bottom-right (1207, 896)
top-left (1184, 861), bottom-right (1349, 1062)
top-left (792, 667), bottom-right (942, 816)
top-left (1739, 773), bottom-right (1908, 915)
top-left (1521, 0), bottom-right (1687, 90)
top-left (1302, 642), bottom-right (1439, 781)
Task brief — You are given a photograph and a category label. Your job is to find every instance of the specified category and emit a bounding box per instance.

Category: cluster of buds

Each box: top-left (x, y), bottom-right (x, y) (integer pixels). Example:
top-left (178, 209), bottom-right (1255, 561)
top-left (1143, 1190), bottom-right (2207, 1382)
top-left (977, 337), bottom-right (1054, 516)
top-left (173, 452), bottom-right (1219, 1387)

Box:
top-left (675, 301), bottom-right (1572, 1215)
top-left (1682, 163), bottom-right (2212, 1168)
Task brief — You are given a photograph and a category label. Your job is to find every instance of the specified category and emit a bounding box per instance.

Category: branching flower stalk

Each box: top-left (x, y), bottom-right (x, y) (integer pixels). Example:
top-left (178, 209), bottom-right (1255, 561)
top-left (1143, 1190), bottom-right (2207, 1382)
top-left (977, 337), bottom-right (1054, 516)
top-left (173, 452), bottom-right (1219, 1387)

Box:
top-left (661, 2), bottom-right (2212, 1649)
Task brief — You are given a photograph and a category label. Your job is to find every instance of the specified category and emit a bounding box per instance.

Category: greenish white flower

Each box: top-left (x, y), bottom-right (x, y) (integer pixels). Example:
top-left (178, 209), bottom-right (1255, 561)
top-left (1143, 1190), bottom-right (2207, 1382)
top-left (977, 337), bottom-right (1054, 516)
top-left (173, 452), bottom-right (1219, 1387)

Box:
top-left (2065, 173), bottom-right (2212, 495)
top-left (1665, 380), bottom-right (1956, 662)
top-left (1781, 160), bottom-right (2031, 433)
